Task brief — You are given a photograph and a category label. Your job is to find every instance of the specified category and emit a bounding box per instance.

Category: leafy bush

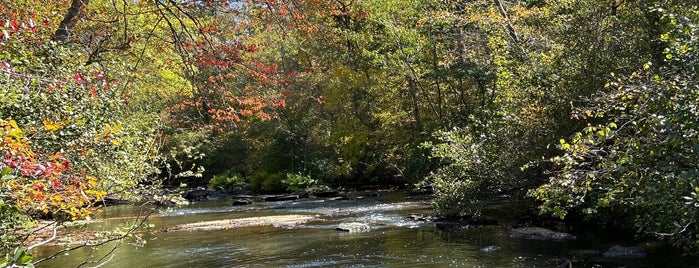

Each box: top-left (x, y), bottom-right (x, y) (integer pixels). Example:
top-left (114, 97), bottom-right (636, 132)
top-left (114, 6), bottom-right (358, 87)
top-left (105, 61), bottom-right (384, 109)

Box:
top-left (419, 122), bottom-right (523, 216)
top-left (281, 173), bottom-right (317, 192)
top-left (248, 171), bottom-right (285, 193)
top-left (208, 171), bottom-right (245, 191)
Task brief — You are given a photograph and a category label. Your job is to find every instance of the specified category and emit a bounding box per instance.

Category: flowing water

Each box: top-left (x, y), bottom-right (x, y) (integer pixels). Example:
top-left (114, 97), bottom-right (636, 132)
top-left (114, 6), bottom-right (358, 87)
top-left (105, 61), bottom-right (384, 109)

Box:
top-left (33, 192), bottom-right (694, 267)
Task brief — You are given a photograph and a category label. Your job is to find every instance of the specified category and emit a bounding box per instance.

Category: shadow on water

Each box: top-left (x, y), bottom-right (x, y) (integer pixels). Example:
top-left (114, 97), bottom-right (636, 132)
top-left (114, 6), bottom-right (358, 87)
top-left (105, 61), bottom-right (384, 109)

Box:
top-left (33, 192), bottom-right (696, 268)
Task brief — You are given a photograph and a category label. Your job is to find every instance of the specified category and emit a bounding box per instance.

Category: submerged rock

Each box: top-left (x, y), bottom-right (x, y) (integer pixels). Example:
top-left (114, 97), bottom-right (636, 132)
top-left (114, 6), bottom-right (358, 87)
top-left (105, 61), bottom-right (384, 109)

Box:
top-left (480, 245), bottom-right (500, 252)
top-left (507, 227), bottom-right (577, 241)
top-left (232, 199), bottom-right (253, 206)
top-left (263, 195), bottom-right (300, 202)
top-left (335, 222), bottom-right (371, 233)
top-left (407, 214), bottom-right (432, 222)
top-left (602, 245), bottom-right (647, 258)
top-left (327, 196), bottom-right (350, 201)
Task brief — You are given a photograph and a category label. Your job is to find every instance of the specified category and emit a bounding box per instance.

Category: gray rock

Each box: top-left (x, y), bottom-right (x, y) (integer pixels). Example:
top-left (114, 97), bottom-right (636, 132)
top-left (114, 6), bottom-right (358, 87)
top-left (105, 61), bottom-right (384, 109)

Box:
top-left (232, 199), bottom-right (253, 206)
top-left (507, 227), bottom-right (577, 241)
top-left (602, 245), bottom-right (647, 258)
top-left (480, 245), bottom-right (500, 252)
top-left (336, 222), bottom-right (370, 233)
top-left (327, 196), bottom-right (350, 201)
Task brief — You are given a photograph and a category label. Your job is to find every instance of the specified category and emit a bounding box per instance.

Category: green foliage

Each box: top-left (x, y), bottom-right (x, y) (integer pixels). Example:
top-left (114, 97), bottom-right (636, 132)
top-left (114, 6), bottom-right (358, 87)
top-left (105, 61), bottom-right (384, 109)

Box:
top-left (208, 171), bottom-right (245, 191)
top-left (282, 173), bottom-right (317, 192)
top-left (531, 4), bottom-right (699, 253)
top-left (0, 200), bottom-right (31, 253)
top-left (419, 120), bottom-right (525, 216)
top-left (2, 249), bottom-right (34, 268)
top-left (248, 171), bottom-right (285, 193)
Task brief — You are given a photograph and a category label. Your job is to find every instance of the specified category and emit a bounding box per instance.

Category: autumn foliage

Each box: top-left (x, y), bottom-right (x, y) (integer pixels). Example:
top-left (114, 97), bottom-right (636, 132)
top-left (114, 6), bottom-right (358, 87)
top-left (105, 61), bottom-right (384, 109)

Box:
top-left (1, 120), bottom-right (105, 221)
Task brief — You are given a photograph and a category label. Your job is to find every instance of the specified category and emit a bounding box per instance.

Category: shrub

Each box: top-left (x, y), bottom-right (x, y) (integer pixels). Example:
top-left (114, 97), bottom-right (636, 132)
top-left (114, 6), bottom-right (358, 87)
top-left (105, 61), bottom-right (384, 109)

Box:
top-left (282, 173), bottom-right (317, 192)
top-left (208, 171), bottom-right (245, 191)
top-left (248, 171), bottom-right (285, 193)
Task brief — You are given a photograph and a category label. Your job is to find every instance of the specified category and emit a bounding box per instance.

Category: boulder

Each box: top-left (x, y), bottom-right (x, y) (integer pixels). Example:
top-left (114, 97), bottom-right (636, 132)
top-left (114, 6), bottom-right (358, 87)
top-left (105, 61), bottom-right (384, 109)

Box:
top-left (602, 245), bottom-right (647, 258)
top-left (335, 222), bottom-right (370, 233)
top-left (507, 227), bottom-right (577, 241)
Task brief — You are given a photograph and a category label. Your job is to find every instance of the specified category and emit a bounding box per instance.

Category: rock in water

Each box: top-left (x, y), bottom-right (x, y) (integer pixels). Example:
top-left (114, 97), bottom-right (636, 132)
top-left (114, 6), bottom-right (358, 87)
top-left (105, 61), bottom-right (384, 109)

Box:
top-left (335, 222), bottom-right (370, 233)
top-left (407, 214), bottom-right (432, 222)
top-left (602, 245), bottom-right (647, 258)
top-left (232, 199), bottom-right (253, 206)
top-left (507, 227), bottom-right (577, 241)
top-left (480, 245), bottom-right (500, 252)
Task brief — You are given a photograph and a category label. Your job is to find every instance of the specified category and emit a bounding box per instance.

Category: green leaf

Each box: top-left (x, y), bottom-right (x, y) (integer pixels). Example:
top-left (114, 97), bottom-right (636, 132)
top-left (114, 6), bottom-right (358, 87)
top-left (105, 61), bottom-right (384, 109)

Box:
top-left (19, 254), bottom-right (32, 264)
top-left (1, 167), bottom-right (13, 176)
top-left (13, 250), bottom-right (28, 264)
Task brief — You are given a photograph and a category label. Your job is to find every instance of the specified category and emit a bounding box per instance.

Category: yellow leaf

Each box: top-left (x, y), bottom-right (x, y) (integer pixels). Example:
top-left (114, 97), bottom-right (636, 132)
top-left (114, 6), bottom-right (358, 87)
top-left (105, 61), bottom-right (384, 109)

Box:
top-left (9, 120), bottom-right (20, 131)
top-left (111, 139), bottom-right (122, 146)
top-left (102, 125), bottom-right (112, 137)
top-left (43, 119), bottom-right (61, 132)
top-left (7, 120), bottom-right (22, 138)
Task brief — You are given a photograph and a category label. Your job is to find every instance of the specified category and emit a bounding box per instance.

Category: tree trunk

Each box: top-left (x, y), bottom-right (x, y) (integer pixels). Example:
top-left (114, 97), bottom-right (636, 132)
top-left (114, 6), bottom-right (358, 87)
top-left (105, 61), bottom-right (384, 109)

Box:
top-left (408, 77), bottom-right (421, 130)
top-left (54, 0), bottom-right (90, 42)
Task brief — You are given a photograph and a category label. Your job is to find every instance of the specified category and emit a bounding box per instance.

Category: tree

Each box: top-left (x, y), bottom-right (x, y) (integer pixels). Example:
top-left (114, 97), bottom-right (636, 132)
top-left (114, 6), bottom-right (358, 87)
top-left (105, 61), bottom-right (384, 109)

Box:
top-left (0, 0), bottom-right (291, 264)
top-left (531, 3), bottom-right (699, 253)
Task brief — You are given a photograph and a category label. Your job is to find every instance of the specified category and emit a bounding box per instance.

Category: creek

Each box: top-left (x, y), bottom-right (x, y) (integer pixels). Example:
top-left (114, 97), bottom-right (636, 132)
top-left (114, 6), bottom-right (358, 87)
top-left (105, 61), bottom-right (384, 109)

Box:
top-left (33, 191), bottom-right (694, 267)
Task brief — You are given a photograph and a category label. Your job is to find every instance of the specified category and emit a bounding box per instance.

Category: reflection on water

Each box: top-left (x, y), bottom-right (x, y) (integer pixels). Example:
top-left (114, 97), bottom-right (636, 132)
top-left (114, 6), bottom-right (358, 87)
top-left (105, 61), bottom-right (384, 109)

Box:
top-left (33, 192), bottom-right (695, 267)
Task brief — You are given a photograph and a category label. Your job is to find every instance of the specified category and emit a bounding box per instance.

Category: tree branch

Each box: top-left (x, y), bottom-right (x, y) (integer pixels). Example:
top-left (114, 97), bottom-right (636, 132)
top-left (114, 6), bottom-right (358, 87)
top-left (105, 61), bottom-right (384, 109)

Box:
top-left (54, 0), bottom-right (91, 42)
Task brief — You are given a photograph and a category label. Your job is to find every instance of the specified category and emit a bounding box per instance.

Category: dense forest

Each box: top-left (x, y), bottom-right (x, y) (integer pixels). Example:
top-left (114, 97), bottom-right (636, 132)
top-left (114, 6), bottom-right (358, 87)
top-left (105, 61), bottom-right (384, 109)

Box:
top-left (1, 0), bottom-right (697, 265)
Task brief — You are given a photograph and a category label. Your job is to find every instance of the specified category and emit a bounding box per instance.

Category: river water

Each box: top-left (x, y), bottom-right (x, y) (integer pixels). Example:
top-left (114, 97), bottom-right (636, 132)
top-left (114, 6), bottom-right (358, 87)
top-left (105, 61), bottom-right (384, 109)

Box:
top-left (33, 192), bottom-right (694, 267)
